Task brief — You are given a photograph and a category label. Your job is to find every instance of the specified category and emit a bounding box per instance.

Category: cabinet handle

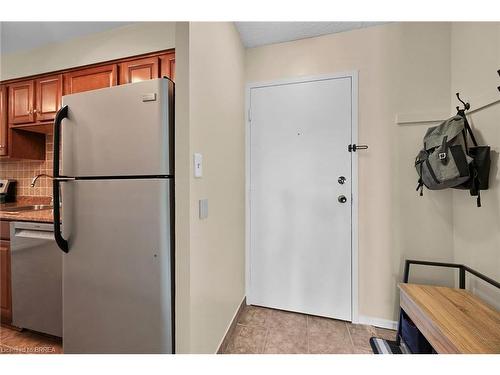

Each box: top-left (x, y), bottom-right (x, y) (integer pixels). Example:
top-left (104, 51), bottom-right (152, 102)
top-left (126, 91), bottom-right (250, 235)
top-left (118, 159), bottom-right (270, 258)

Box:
top-left (29, 109), bottom-right (33, 115)
top-left (33, 109), bottom-right (38, 114)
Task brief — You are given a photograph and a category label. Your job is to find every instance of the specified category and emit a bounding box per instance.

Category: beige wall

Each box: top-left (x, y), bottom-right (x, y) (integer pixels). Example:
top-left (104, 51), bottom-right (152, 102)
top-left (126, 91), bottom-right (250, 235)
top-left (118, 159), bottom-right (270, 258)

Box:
top-left (175, 22), bottom-right (246, 353)
top-left (450, 22), bottom-right (500, 309)
top-left (174, 22), bottom-right (192, 354)
top-left (0, 22), bottom-right (175, 80)
top-left (246, 23), bottom-right (455, 323)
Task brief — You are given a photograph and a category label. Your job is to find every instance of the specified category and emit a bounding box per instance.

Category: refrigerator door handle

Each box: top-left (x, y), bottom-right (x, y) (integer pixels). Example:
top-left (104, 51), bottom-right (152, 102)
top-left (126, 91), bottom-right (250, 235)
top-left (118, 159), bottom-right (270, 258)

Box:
top-left (53, 105), bottom-right (70, 253)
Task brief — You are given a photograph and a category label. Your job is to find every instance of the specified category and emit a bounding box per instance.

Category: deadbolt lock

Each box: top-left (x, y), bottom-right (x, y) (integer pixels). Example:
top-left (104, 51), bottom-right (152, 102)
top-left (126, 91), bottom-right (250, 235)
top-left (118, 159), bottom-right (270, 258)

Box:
top-left (338, 176), bottom-right (346, 185)
top-left (338, 195), bottom-right (347, 204)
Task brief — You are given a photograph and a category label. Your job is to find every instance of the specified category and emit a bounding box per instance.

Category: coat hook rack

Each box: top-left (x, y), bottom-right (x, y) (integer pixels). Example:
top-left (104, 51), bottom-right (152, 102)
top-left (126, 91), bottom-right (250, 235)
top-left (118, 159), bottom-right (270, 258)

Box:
top-left (456, 92), bottom-right (470, 112)
top-left (497, 69), bottom-right (500, 92)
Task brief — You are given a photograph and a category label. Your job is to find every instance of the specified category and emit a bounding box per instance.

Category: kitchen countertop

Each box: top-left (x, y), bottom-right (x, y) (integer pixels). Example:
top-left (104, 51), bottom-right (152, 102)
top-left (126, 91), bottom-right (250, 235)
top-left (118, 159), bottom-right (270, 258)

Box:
top-left (0, 196), bottom-right (54, 223)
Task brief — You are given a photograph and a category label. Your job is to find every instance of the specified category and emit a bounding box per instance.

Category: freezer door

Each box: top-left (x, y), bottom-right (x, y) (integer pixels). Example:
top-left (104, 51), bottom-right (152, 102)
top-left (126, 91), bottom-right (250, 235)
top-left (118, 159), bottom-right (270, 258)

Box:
top-left (62, 179), bottom-right (173, 354)
top-left (61, 78), bottom-right (174, 177)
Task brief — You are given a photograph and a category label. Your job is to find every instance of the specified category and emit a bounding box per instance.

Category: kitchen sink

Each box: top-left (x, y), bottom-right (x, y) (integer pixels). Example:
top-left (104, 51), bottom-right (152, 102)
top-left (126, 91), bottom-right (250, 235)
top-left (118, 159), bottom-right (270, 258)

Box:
top-left (0, 205), bottom-right (53, 213)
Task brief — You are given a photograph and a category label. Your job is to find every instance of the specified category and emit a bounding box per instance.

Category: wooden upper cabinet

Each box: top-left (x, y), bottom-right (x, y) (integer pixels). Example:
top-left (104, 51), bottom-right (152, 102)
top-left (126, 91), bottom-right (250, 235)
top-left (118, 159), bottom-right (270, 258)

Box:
top-left (119, 57), bottom-right (160, 84)
top-left (8, 80), bottom-right (35, 124)
top-left (160, 53), bottom-right (175, 81)
top-left (7, 75), bottom-right (62, 126)
top-left (0, 86), bottom-right (7, 156)
top-left (0, 240), bottom-right (12, 324)
top-left (0, 50), bottom-right (174, 160)
top-left (35, 74), bottom-right (62, 122)
top-left (64, 64), bottom-right (118, 95)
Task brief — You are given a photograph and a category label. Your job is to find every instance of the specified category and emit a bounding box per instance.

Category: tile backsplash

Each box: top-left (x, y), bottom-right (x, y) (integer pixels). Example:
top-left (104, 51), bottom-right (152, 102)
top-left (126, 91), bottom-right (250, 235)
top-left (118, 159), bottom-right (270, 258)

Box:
top-left (0, 135), bottom-right (53, 197)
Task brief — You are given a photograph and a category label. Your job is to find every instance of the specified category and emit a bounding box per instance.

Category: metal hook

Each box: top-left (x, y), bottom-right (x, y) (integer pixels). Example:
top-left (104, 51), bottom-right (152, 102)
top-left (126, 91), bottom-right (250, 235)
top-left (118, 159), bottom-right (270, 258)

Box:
top-left (456, 92), bottom-right (470, 112)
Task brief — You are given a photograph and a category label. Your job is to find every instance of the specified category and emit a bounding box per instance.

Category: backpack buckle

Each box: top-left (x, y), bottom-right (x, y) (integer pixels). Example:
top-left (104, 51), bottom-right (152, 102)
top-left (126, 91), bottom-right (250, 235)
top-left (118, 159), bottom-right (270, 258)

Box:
top-left (439, 152), bottom-right (447, 160)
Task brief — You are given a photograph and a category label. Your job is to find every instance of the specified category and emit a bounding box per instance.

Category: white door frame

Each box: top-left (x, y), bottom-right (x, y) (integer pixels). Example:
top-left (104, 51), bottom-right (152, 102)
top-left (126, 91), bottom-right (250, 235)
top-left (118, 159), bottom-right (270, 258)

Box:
top-left (245, 72), bottom-right (359, 323)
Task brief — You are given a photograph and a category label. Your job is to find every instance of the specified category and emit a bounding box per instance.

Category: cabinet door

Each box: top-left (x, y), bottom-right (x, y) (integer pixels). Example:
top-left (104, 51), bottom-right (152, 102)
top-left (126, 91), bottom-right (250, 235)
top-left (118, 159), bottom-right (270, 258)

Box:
top-left (9, 80), bottom-right (35, 124)
top-left (0, 86), bottom-right (7, 156)
top-left (160, 53), bottom-right (175, 81)
top-left (35, 74), bottom-right (62, 122)
top-left (64, 64), bottom-right (118, 95)
top-left (0, 240), bottom-right (12, 324)
top-left (119, 56), bottom-right (159, 84)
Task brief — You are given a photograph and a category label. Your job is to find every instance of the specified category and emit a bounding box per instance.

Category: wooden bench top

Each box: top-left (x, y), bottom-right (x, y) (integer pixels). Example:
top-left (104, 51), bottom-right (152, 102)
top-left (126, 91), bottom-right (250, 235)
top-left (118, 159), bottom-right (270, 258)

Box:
top-left (399, 283), bottom-right (500, 354)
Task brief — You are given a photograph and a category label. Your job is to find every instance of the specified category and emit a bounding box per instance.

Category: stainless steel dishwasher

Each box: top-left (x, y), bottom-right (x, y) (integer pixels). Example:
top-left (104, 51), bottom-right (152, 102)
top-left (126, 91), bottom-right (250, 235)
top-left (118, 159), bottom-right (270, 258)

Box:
top-left (10, 221), bottom-right (62, 337)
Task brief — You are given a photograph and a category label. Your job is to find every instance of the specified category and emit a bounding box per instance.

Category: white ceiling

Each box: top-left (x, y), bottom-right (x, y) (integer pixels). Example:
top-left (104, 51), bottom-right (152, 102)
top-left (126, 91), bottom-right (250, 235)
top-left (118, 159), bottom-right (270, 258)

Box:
top-left (0, 22), bottom-right (134, 54)
top-left (235, 22), bottom-right (386, 48)
top-left (0, 22), bottom-right (386, 55)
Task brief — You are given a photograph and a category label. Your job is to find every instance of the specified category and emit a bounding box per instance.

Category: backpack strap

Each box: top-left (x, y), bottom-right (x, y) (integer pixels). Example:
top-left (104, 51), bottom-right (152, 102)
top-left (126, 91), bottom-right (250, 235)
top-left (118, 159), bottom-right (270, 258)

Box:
top-left (457, 109), bottom-right (483, 207)
top-left (439, 136), bottom-right (448, 162)
top-left (416, 180), bottom-right (424, 196)
top-left (416, 163), bottom-right (424, 196)
top-left (457, 109), bottom-right (478, 147)
top-left (462, 128), bottom-right (469, 153)
top-left (469, 163), bottom-right (482, 207)
top-left (473, 177), bottom-right (481, 207)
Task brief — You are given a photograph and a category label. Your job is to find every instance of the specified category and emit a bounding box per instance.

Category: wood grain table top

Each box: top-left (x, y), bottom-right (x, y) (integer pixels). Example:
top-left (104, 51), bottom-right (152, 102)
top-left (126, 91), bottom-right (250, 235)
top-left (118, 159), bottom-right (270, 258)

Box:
top-left (399, 283), bottom-right (500, 354)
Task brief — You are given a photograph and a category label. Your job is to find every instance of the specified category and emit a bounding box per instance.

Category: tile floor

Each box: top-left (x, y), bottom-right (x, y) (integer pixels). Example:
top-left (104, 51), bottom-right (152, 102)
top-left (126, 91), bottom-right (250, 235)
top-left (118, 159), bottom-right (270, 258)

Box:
top-left (0, 325), bottom-right (62, 354)
top-left (222, 305), bottom-right (396, 354)
top-left (1, 305), bottom-right (395, 354)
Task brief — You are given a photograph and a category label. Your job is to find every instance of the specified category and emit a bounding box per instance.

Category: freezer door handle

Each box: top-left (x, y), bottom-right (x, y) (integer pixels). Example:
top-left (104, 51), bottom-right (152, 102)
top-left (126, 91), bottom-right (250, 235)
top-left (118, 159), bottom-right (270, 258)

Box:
top-left (53, 105), bottom-right (70, 253)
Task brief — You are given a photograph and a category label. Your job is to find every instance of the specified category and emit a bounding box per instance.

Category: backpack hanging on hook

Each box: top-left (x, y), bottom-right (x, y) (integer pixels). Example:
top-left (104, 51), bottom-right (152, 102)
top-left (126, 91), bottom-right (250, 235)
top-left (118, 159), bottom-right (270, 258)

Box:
top-left (415, 93), bottom-right (490, 207)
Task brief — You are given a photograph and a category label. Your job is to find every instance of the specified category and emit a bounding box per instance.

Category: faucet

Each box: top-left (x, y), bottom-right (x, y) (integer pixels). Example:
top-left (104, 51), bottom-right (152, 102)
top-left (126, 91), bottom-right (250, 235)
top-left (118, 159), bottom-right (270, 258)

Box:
top-left (30, 174), bottom-right (55, 205)
top-left (30, 174), bottom-right (53, 187)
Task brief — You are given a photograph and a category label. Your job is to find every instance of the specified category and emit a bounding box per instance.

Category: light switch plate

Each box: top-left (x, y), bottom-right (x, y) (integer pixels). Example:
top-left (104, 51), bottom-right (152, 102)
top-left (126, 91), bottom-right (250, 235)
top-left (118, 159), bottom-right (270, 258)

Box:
top-left (194, 153), bottom-right (203, 178)
top-left (199, 199), bottom-right (208, 219)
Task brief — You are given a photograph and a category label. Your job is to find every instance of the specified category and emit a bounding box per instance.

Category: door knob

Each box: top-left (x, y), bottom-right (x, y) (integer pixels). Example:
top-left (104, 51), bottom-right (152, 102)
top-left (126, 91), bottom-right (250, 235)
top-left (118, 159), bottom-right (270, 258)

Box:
top-left (338, 176), bottom-right (346, 185)
top-left (338, 195), bottom-right (347, 204)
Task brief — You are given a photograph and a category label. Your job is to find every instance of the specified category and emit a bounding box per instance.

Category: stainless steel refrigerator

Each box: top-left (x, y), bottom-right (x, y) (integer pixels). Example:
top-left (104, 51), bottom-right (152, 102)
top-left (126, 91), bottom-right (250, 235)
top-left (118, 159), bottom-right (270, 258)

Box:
top-left (53, 78), bottom-right (175, 354)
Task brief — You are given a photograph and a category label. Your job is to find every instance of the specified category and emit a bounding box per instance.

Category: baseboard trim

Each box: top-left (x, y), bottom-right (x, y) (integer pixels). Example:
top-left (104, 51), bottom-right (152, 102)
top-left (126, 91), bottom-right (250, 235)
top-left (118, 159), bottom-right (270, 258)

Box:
top-left (216, 296), bottom-right (246, 354)
top-left (358, 315), bottom-right (398, 330)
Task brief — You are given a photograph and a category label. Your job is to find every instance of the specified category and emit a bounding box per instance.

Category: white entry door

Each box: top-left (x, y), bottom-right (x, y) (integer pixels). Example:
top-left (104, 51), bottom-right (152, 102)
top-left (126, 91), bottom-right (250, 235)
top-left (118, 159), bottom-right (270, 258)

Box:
top-left (248, 76), bottom-right (354, 321)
